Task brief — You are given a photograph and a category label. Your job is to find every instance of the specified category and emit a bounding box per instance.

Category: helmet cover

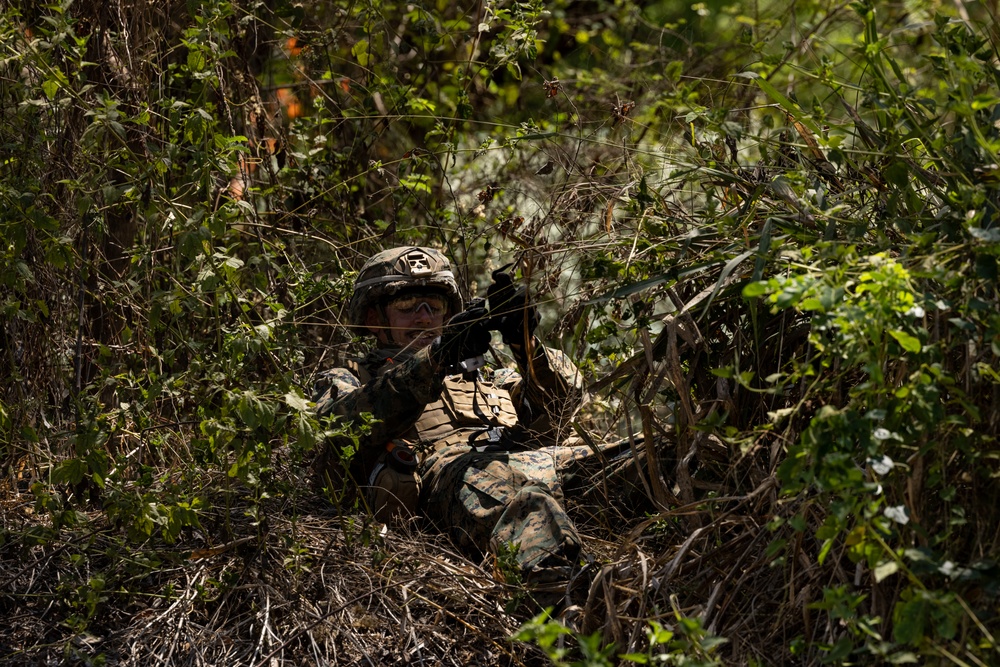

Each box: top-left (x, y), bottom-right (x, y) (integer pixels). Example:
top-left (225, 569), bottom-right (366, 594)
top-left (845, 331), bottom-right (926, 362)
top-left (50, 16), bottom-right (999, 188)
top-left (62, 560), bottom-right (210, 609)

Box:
top-left (347, 246), bottom-right (463, 334)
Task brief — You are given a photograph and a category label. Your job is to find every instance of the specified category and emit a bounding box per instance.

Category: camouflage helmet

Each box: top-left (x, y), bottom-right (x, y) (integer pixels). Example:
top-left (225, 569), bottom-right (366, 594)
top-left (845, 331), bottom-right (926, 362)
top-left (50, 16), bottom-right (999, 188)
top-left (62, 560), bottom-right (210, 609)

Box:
top-left (347, 246), bottom-right (463, 334)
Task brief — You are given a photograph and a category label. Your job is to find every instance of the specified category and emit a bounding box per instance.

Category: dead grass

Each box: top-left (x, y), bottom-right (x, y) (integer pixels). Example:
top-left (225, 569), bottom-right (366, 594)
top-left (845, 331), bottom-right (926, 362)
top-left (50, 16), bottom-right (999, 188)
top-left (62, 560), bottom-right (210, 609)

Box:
top-left (0, 478), bottom-right (542, 666)
top-left (0, 429), bottom-right (840, 667)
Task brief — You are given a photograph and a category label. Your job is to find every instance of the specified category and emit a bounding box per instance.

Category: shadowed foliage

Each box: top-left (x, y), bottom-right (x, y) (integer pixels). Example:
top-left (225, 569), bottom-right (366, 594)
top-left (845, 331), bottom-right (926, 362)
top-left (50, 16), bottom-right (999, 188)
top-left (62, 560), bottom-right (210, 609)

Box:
top-left (1, 0), bottom-right (999, 665)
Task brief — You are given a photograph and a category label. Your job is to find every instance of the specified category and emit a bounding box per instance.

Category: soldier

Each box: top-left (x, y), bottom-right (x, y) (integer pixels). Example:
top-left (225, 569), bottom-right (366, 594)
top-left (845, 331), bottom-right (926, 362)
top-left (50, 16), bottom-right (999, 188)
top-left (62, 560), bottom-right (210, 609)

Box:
top-left (313, 246), bottom-right (596, 597)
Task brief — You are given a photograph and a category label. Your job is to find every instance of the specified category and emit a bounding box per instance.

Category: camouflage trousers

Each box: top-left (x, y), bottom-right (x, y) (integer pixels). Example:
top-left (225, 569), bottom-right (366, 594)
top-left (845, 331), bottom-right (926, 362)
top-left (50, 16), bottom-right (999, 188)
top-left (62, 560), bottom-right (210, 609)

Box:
top-left (419, 442), bottom-right (600, 577)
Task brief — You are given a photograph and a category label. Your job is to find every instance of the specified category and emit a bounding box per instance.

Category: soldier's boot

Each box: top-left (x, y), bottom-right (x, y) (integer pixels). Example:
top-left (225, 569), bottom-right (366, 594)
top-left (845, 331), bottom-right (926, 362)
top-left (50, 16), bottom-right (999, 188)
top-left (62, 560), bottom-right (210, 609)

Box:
top-left (516, 556), bottom-right (596, 629)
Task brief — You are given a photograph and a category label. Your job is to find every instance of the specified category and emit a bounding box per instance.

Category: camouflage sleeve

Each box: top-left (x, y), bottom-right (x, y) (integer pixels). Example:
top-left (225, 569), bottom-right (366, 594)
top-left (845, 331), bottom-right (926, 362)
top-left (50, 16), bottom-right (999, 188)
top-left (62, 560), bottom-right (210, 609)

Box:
top-left (503, 339), bottom-right (585, 444)
top-left (313, 346), bottom-right (444, 453)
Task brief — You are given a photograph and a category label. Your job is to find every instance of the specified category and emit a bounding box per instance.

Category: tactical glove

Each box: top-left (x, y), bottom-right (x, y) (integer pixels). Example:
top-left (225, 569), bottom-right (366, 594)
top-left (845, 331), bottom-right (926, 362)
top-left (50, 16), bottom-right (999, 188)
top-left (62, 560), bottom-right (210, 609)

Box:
top-left (431, 306), bottom-right (492, 371)
top-left (487, 268), bottom-right (539, 346)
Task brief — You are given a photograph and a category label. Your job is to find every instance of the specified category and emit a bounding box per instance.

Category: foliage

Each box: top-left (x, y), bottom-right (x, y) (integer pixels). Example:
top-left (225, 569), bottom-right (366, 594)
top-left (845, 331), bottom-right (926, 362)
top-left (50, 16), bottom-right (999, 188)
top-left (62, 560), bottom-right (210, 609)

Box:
top-left (1, 0), bottom-right (999, 664)
top-left (515, 607), bottom-right (726, 666)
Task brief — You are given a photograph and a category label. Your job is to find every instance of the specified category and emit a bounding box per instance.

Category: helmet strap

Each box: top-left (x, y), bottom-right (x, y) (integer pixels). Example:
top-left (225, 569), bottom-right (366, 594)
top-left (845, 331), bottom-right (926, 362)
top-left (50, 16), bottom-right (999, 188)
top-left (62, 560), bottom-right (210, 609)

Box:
top-left (371, 304), bottom-right (406, 347)
top-left (365, 305), bottom-right (388, 343)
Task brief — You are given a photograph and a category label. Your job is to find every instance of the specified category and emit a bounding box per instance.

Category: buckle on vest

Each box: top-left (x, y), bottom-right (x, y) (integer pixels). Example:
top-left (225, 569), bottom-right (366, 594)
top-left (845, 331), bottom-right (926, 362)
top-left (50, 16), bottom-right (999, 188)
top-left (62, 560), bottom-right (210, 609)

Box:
top-left (470, 426), bottom-right (505, 451)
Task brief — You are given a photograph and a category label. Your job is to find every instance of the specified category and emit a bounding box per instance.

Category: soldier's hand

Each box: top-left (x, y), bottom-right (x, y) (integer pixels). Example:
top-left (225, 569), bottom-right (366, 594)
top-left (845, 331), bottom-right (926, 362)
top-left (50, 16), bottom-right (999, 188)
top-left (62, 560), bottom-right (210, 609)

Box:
top-left (487, 268), bottom-right (539, 346)
top-left (431, 306), bottom-right (492, 371)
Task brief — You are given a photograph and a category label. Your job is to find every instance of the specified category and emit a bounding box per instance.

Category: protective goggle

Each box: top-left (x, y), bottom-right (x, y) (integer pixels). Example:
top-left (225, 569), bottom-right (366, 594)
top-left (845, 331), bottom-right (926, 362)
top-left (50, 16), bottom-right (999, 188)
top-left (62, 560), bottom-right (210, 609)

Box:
top-left (386, 293), bottom-right (449, 316)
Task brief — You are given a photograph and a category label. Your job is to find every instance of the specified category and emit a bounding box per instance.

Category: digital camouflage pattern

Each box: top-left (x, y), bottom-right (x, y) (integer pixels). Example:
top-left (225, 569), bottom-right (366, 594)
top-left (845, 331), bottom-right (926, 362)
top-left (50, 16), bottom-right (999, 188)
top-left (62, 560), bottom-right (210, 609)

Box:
top-left (313, 338), bottom-right (590, 580)
top-left (420, 442), bottom-right (603, 573)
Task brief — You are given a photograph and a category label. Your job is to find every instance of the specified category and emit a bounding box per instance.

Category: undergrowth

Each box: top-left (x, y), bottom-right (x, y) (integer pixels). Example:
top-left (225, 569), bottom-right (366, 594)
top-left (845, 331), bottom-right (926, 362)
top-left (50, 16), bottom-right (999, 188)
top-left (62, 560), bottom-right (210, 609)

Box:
top-left (1, 0), bottom-right (999, 664)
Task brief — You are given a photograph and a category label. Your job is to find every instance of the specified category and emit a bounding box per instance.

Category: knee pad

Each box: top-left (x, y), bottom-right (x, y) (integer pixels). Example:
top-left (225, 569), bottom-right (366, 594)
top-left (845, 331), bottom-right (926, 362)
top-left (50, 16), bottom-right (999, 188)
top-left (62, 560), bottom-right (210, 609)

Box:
top-left (367, 441), bottom-right (421, 523)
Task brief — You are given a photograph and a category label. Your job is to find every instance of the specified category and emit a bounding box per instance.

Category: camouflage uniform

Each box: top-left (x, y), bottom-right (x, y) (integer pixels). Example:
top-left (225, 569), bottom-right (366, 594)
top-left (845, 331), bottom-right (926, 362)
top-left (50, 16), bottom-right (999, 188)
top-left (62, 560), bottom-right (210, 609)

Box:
top-left (312, 247), bottom-right (591, 580)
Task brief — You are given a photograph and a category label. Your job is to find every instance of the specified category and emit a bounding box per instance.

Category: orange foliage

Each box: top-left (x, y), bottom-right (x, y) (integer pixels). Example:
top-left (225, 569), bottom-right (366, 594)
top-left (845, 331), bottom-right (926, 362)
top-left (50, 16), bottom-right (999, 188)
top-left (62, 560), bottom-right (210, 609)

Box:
top-left (276, 87), bottom-right (303, 119)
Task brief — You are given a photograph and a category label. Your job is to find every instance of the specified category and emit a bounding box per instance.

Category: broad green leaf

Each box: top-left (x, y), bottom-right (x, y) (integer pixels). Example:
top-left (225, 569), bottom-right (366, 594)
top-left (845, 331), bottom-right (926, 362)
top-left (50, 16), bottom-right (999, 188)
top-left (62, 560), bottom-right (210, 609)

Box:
top-left (894, 598), bottom-right (928, 644)
top-left (890, 330), bottom-right (921, 353)
top-left (742, 281), bottom-right (767, 298)
top-left (935, 604), bottom-right (959, 639)
top-left (285, 391), bottom-right (311, 412)
top-left (352, 39), bottom-right (369, 66)
top-left (187, 49), bottom-right (206, 72)
top-left (42, 79), bottom-right (59, 100)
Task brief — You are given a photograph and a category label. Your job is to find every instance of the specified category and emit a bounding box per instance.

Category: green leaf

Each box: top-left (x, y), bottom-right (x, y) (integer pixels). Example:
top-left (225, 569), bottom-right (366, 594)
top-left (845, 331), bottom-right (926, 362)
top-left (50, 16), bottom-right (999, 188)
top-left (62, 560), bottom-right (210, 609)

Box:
top-left (285, 391), bottom-right (311, 412)
top-left (894, 598), bottom-right (928, 644)
top-left (800, 297), bottom-right (823, 311)
top-left (883, 161), bottom-right (909, 188)
top-left (42, 79), bottom-right (60, 100)
top-left (187, 49), bottom-right (206, 72)
top-left (352, 39), bottom-right (370, 67)
top-left (972, 95), bottom-right (1000, 111)
top-left (826, 637), bottom-right (854, 662)
top-left (818, 537), bottom-right (834, 564)
top-left (935, 605), bottom-right (959, 639)
top-left (53, 458), bottom-right (87, 486)
top-left (742, 281), bottom-right (767, 298)
top-left (889, 330), bottom-right (921, 353)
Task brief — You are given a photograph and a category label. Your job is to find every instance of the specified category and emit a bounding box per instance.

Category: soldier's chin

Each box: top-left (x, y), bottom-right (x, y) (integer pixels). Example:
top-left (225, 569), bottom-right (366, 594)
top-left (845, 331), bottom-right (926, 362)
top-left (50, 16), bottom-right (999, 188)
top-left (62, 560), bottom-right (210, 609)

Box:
top-left (403, 331), bottom-right (437, 348)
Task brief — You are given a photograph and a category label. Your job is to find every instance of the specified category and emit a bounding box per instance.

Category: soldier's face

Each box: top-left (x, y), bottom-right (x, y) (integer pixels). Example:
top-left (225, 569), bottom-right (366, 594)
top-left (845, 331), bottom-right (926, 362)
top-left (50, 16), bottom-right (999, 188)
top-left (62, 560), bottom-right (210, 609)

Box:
top-left (367, 296), bottom-right (447, 349)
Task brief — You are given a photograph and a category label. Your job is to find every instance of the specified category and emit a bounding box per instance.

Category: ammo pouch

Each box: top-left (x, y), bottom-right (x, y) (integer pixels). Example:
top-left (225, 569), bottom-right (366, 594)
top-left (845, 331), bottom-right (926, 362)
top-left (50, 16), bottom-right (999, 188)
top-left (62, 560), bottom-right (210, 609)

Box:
top-left (367, 440), bottom-right (420, 523)
top-left (413, 376), bottom-right (520, 447)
